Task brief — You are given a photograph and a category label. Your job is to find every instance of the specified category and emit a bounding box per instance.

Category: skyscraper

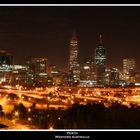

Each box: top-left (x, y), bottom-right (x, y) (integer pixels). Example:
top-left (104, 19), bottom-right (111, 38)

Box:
top-left (79, 57), bottom-right (95, 87)
top-left (28, 57), bottom-right (48, 75)
top-left (123, 58), bottom-right (136, 83)
top-left (69, 31), bottom-right (80, 84)
top-left (80, 57), bottom-right (95, 81)
top-left (104, 68), bottom-right (119, 86)
top-left (27, 57), bottom-right (48, 86)
top-left (95, 34), bottom-right (106, 85)
top-left (123, 59), bottom-right (136, 75)
top-left (0, 50), bottom-right (13, 65)
top-left (0, 50), bottom-right (13, 84)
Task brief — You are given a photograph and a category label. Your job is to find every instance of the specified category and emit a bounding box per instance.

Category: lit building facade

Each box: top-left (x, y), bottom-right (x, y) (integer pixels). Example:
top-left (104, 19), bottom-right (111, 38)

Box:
top-left (30, 57), bottom-right (48, 75)
top-left (27, 57), bottom-right (48, 87)
top-left (0, 65), bottom-right (13, 84)
top-left (80, 57), bottom-right (95, 87)
top-left (109, 68), bottom-right (120, 85)
top-left (0, 50), bottom-right (13, 65)
top-left (104, 68), bottom-right (119, 86)
top-left (0, 64), bottom-right (34, 86)
top-left (0, 50), bottom-right (13, 84)
top-left (48, 65), bottom-right (64, 86)
top-left (123, 58), bottom-right (136, 83)
top-left (8, 65), bottom-right (33, 86)
top-left (48, 65), bottom-right (57, 76)
top-left (80, 57), bottom-right (94, 81)
top-left (95, 34), bottom-right (106, 85)
top-left (69, 31), bottom-right (80, 84)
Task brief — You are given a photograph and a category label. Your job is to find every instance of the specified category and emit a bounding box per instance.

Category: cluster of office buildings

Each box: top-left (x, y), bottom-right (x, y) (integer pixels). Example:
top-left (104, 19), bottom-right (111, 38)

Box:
top-left (0, 32), bottom-right (139, 88)
top-left (69, 32), bottom-right (139, 87)
top-left (0, 51), bottom-right (65, 87)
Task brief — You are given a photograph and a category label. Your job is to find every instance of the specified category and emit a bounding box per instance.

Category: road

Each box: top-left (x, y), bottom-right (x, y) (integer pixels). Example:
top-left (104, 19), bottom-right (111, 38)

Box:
top-left (0, 86), bottom-right (140, 115)
top-left (1, 86), bottom-right (140, 129)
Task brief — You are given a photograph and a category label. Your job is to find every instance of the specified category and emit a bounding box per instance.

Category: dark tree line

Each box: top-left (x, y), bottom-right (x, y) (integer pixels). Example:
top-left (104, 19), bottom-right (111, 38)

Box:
top-left (2, 102), bottom-right (140, 129)
top-left (55, 103), bottom-right (140, 129)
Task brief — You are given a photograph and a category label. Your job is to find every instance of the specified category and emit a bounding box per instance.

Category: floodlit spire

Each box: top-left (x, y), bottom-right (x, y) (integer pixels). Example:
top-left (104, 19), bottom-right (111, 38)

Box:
top-left (99, 34), bottom-right (102, 45)
top-left (71, 31), bottom-right (77, 41)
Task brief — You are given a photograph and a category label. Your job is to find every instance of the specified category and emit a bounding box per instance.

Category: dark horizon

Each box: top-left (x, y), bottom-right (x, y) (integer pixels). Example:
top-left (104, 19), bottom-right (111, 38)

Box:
top-left (0, 6), bottom-right (139, 71)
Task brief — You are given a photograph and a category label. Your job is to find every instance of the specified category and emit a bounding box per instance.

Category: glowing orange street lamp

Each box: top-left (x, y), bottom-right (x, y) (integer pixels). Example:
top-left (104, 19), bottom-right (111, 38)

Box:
top-left (49, 126), bottom-right (53, 130)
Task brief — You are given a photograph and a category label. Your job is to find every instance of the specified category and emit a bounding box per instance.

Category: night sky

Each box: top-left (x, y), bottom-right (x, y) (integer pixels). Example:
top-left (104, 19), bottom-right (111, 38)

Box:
top-left (0, 6), bottom-right (140, 71)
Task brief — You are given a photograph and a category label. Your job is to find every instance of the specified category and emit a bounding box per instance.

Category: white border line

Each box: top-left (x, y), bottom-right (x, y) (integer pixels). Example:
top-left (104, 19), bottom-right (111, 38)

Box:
top-left (1, 129), bottom-right (140, 131)
top-left (0, 4), bottom-right (139, 6)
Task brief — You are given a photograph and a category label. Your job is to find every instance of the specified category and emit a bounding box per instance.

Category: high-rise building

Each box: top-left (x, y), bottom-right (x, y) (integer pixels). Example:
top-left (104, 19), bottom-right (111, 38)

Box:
top-left (8, 65), bottom-right (33, 86)
top-left (69, 31), bottom-right (80, 84)
top-left (95, 34), bottom-right (106, 85)
top-left (109, 68), bottom-right (119, 85)
top-left (79, 57), bottom-right (95, 87)
top-left (48, 65), bottom-right (63, 86)
top-left (123, 59), bottom-right (136, 83)
top-left (0, 50), bottom-right (13, 65)
top-left (104, 67), bottom-right (120, 86)
top-left (80, 57), bottom-right (95, 81)
top-left (104, 68), bottom-right (119, 86)
top-left (48, 65), bottom-right (57, 76)
top-left (0, 50), bottom-right (13, 84)
top-left (28, 57), bottom-right (48, 75)
top-left (123, 59), bottom-right (136, 74)
top-left (27, 57), bottom-right (48, 86)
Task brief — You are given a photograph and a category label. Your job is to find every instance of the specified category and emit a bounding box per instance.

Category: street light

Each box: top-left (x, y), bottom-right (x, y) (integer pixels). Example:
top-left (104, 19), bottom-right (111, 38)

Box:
top-left (15, 111), bottom-right (19, 117)
top-left (47, 96), bottom-right (50, 100)
top-left (28, 117), bottom-right (32, 121)
top-left (28, 108), bottom-right (31, 112)
top-left (14, 111), bottom-right (19, 119)
top-left (49, 126), bottom-right (54, 130)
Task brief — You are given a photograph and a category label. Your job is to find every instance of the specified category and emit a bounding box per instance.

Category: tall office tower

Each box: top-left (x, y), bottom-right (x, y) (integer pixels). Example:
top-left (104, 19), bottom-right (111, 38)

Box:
top-left (69, 31), bottom-right (80, 84)
top-left (0, 50), bottom-right (13, 84)
top-left (80, 57), bottom-right (95, 81)
top-left (27, 57), bottom-right (48, 86)
top-left (123, 59), bottom-right (136, 83)
top-left (104, 68), bottom-right (120, 86)
top-left (95, 34), bottom-right (106, 85)
top-left (79, 57), bottom-right (95, 87)
top-left (109, 68), bottom-right (119, 85)
top-left (28, 57), bottom-right (48, 75)
top-left (123, 59), bottom-right (136, 74)
top-left (0, 50), bottom-right (13, 65)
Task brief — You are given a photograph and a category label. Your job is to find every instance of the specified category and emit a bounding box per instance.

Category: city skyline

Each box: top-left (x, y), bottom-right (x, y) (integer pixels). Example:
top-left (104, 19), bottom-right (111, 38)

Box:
top-left (0, 7), bottom-right (140, 71)
top-left (1, 5), bottom-right (140, 130)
